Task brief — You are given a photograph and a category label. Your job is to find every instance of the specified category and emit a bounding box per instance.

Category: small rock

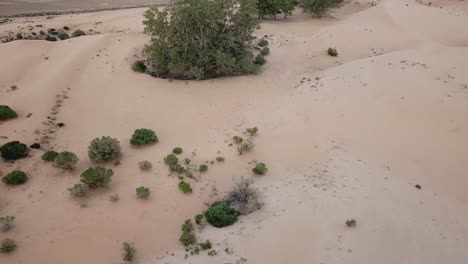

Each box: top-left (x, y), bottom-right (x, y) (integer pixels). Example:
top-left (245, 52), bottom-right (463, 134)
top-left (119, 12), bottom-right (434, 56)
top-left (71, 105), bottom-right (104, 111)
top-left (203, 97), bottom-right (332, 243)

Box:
top-left (415, 184), bottom-right (422, 190)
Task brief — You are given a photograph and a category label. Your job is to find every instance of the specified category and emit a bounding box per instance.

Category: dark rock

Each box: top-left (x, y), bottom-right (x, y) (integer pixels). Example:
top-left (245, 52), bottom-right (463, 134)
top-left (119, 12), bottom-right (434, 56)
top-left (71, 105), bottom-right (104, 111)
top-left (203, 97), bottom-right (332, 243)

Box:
top-left (415, 184), bottom-right (422, 190)
top-left (57, 122), bottom-right (65, 128)
top-left (30, 143), bottom-right (41, 149)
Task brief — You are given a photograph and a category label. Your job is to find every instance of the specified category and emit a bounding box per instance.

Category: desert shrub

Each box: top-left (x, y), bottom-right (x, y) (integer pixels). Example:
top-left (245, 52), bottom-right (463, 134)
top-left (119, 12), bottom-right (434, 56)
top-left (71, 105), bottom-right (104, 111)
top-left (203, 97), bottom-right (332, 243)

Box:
top-left (0, 238), bottom-right (16, 254)
top-left (346, 219), bottom-right (357, 227)
top-left (184, 158), bottom-right (191, 164)
top-left (258, 39), bottom-right (269, 47)
top-left (71, 29), bottom-right (86, 37)
top-left (254, 54), bottom-right (266, 65)
top-left (205, 201), bottom-right (239, 228)
top-left (237, 139), bottom-right (254, 155)
top-left (122, 242), bottom-right (136, 262)
top-left (232, 136), bottom-right (243, 144)
top-left (327, 47), bottom-right (338, 56)
top-left (170, 164), bottom-right (185, 174)
top-left (301, 0), bottom-right (342, 18)
top-left (195, 214), bottom-right (204, 224)
top-left (88, 136), bottom-right (121, 162)
top-left (45, 35), bottom-right (57, 41)
top-left (181, 219), bottom-right (194, 233)
top-left (245, 127), bottom-right (259, 136)
top-left (0, 105), bottom-right (17, 121)
top-left (110, 194), bottom-right (120, 202)
top-left (138, 160), bottom-right (152, 171)
top-left (252, 162), bottom-right (268, 175)
top-left (0, 141), bottom-right (28, 160)
top-left (57, 32), bottom-right (69, 40)
top-left (198, 164), bottom-right (208, 173)
top-left (216, 156), bottom-right (225, 162)
top-left (172, 147), bottom-right (183, 155)
top-left (67, 183), bottom-right (90, 198)
top-left (80, 166), bottom-right (113, 188)
top-left (130, 128), bottom-right (157, 146)
top-left (0, 216), bottom-right (15, 232)
top-left (54, 151), bottom-right (79, 169)
top-left (131, 60), bottom-right (147, 73)
top-left (178, 181), bottom-right (192, 194)
top-left (136, 186), bottom-right (151, 199)
top-left (2, 170), bottom-right (28, 185)
top-left (143, 0), bottom-right (261, 80)
top-left (199, 240), bottom-right (212, 250)
top-left (164, 154), bottom-right (178, 166)
top-left (208, 250), bottom-right (217, 256)
top-left (225, 177), bottom-right (260, 215)
top-left (257, 0), bottom-right (295, 19)
top-left (260, 47), bottom-right (270, 56)
top-left (179, 230), bottom-right (196, 246)
top-left (41, 150), bottom-right (59, 161)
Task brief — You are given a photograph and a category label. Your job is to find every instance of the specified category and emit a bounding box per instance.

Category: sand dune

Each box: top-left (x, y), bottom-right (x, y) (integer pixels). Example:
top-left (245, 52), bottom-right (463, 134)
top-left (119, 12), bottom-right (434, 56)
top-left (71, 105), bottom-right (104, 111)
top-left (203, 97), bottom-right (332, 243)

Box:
top-left (1, 0), bottom-right (467, 263)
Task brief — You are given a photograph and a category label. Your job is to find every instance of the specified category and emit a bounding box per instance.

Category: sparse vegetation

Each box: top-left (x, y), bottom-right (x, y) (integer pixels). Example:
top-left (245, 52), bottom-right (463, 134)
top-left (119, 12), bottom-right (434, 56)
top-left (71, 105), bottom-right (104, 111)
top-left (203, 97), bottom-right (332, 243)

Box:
top-left (205, 201), bottom-right (239, 228)
top-left (327, 47), bottom-right (338, 56)
top-left (216, 156), bottom-right (225, 162)
top-left (225, 177), bottom-right (260, 215)
top-left (179, 219), bottom-right (196, 246)
top-left (346, 219), bottom-right (357, 227)
top-left (88, 136), bottom-right (122, 162)
top-left (258, 39), bottom-right (269, 47)
top-left (233, 136), bottom-right (244, 144)
top-left (260, 47), bottom-right (270, 56)
top-left (170, 164), bottom-right (185, 174)
top-left (0, 216), bottom-right (15, 232)
top-left (54, 151), bottom-right (79, 170)
top-left (80, 166), bottom-right (113, 188)
top-left (257, 0), bottom-right (295, 19)
top-left (245, 127), bottom-right (259, 136)
top-left (254, 54), bottom-right (266, 65)
top-left (2, 170), bottom-right (28, 185)
top-left (0, 105), bottom-right (17, 121)
top-left (41, 150), bottom-right (59, 161)
top-left (199, 240), bottom-right (212, 250)
top-left (178, 181), bottom-right (192, 194)
top-left (138, 160), bottom-right (152, 171)
top-left (136, 186), bottom-right (151, 199)
top-left (195, 214), bottom-right (204, 224)
top-left (172, 147), bottom-right (183, 155)
top-left (45, 35), bottom-right (57, 41)
top-left (252, 162), bottom-right (268, 175)
top-left (237, 139), bottom-right (255, 155)
top-left (199, 164), bottom-right (208, 172)
top-left (71, 29), bottom-right (86, 37)
top-left (143, 0), bottom-right (261, 80)
top-left (131, 60), bottom-right (147, 73)
top-left (130, 128), bottom-right (157, 146)
top-left (57, 32), bottom-right (69, 40)
top-left (122, 242), bottom-right (136, 262)
top-left (0, 238), bottom-right (16, 254)
top-left (164, 154), bottom-right (178, 166)
top-left (110, 194), bottom-right (120, 202)
top-left (67, 183), bottom-right (90, 198)
top-left (0, 141), bottom-right (28, 160)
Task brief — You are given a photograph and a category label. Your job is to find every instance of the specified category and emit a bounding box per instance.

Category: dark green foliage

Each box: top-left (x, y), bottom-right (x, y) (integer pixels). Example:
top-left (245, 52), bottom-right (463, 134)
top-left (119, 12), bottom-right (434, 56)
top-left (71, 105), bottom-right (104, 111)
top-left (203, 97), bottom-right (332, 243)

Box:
top-left (138, 160), bottom-right (152, 171)
top-left (2, 170), bottom-right (28, 185)
top-left (54, 151), bottom-right (79, 170)
top-left (71, 29), bottom-right (86, 37)
top-left (41, 150), bottom-right (59, 161)
top-left (252, 162), bottom-right (268, 175)
top-left (301, 0), bottom-right (342, 17)
top-left (327, 47), bottom-right (338, 56)
top-left (199, 240), bottom-right (212, 250)
top-left (0, 238), bottom-right (16, 254)
top-left (258, 39), bottom-right (269, 47)
top-left (205, 201), bottom-right (239, 228)
top-left (260, 47), bottom-right (270, 56)
top-left (0, 105), bottom-right (17, 121)
top-left (199, 164), bottom-right (208, 172)
top-left (122, 242), bottom-right (136, 262)
top-left (130, 128), bottom-right (157, 146)
top-left (254, 54), bottom-right (266, 65)
top-left (181, 219), bottom-right (194, 233)
top-left (131, 60), bottom-right (147, 73)
top-left (57, 32), bottom-right (69, 40)
top-left (45, 35), bottom-right (57, 41)
top-left (257, 0), bottom-right (295, 19)
top-left (0, 141), bottom-right (28, 160)
top-left (172, 147), bottom-right (183, 155)
top-left (170, 164), bottom-right (185, 174)
top-left (178, 181), bottom-right (192, 194)
top-left (0, 216), bottom-right (15, 232)
top-left (67, 183), bottom-right (90, 198)
top-left (346, 219), bottom-right (357, 227)
top-left (88, 136), bottom-right (121, 162)
top-left (143, 0), bottom-right (261, 80)
top-left (136, 186), bottom-right (151, 199)
top-left (80, 166), bottom-right (113, 188)
top-left (164, 154), bottom-right (178, 166)
top-left (195, 214), bottom-right (204, 224)
top-left (179, 230), bottom-right (196, 246)
top-left (232, 136), bottom-right (243, 144)
top-left (208, 250), bottom-right (217, 256)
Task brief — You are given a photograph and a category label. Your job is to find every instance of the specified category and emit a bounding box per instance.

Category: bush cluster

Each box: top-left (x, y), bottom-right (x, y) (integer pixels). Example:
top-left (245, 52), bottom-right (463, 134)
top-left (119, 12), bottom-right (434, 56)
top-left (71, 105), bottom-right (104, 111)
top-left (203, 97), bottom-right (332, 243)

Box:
top-left (131, 60), bottom-right (147, 73)
top-left (2, 170), bottom-right (28, 185)
top-left (138, 160), bottom-right (152, 171)
top-left (178, 181), bottom-right (192, 194)
top-left (199, 164), bottom-right (208, 173)
top-left (0, 216), bottom-right (15, 232)
top-left (67, 183), bottom-right (90, 198)
top-left (257, 0), bottom-right (295, 19)
top-left (71, 29), bottom-right (86, 37)
top-left (54, 151), bottom-right (79, 170)
top-left (205, 201), bottom-right (239, 228)
top-left (179, 219), bottom-right (196, 246)
top-left (252, 162), bottom-right (268, 175)
top-left (130, 129), bottom-right (157, 146)
top-left (172, 147), bottom-right (183, 155)
top-left (136, 186), bottom-right (151, 199)
top-left (41, 150), bottom-right (59, 161)
top-left (301, 0), bottom-right (342, 18)
top-left (122, 242), bottom-right (136, 262)
top-left (0, 105), bottom-right (17, 121)
top-left (0, 141), bottom-right (28, 160)
top-left (80, 166), bottom-right (113, 188)
top-left (88, 136), bottom-right (121, 162)
top-left (164, 154), bottom-right (178, 166)
top-left (0, 238), bottom-right (16, 254)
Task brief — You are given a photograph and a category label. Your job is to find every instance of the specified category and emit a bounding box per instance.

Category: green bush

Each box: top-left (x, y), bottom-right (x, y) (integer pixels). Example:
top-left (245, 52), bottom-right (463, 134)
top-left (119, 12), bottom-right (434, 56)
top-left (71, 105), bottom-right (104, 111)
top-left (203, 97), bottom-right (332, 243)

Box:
top-left (327, 47), bottom-right (338, 57)
top-left (245, 127), bottom-right (259, 136)
top-left (122, 242), bottom-right (136, 262)
top-left (136, 186), bottom-right (151, 199)
top-left (178, 181), bottom-right (192, 194)
top-left (54, 151), bottom-right (79, 170)
top-left (67, 183), bottom-right (90, 198)
top-left (71, 29), bottom-right (86, 37)
top-left (346, 219), bottom-right (357, 227)
top-left (45, 35), bottom-right (57, 41)
top-left (57, 32), bottom-right (69, 40)
top-left (0, 238), bottom-right (16, 254)
top-left (195, 214), bottom-right (204, 224)
top-left (172, 147), bottom-right (183, 155)
top-left (131, 60), bottom-right (147, 73)
top-left (199, 240), bottom-right (212, 250)
top-left (170, 164), bottom-right (185, 174)
top-left (260, 47), bottom-right (270, 56)
top-left (252, 162), bottom-right (268, 175)
top-left (143, 0), bottom-right (261, 80)
top-left (199, 164), bottom-right (208, 173)
top-left (258, 39), bottom-right (269, 47)
top-left (254, 54), bottom-right (266, 65)
top-left (88, 136), bottom-right (121, 162)
top-left (2, 170), bottom-right (28, 185)
top-left (237, 139), bottom-right (254, 155)
top-left (0, 141), bottom-right (28, 160)
top-left (179, 230), bottom-right (196, 246)
top-left (41, 150), bottom-right (59, 161)
top-left (225, 177), bottom-right (260, 215)
top-left (80, 166), bottom-right (113, 188)
top-left (0, 216), bottom-right (15, 232)
top-left (138, 160), bottom-right (152, 171)
top-left (205, 201), bottom-right (239, 228)
top-left (257, 0), bottom-right (295, 19)
top-left (232, 136), bottom-right (243, 144)
top-left (164, 154), bottom-right (178, 166)
top-left (301, 0), bottom-right (342, 18)
top-left (0, 105), bottom-right (17, 121)
top-left (181, 219), bottom-right (194, 232)
top-left (130, 128), bottom-right (157, 146)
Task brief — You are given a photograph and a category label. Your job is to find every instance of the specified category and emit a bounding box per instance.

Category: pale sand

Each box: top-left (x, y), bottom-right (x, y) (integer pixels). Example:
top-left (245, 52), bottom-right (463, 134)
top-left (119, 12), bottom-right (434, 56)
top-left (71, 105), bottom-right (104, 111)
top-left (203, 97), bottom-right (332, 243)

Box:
top-left (1, 0), bottom-right (468, 263)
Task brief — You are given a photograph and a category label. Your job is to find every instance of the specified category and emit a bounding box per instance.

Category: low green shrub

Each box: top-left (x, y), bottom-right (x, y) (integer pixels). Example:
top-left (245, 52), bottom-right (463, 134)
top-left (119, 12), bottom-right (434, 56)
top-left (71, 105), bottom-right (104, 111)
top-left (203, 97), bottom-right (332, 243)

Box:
top-left (164, 154), bottom-right (178, 166)
top-left (252, 162), bottom-right (268, 175)
top-left (179, 231), bottom-right (196, 246)
top-left (195, 214), bottom-right (204, 224)
top-left (41, 150), bottom-right (59, 161)
top-left (0, 105), bottom-right (17, 121)
top-left (181, 219), bottom-right (194, 232)
top-left (346, 219), bottom-right (357, 227)
top-left (172, 147), bottom-right (183, 155)
top-left (122, 242), bottom-right (136, 262)
top-left (0, 141), bottom-right (28, 160)
top-left (67, 183), bottom-right (90, 198)
top-left (260, 47), bottom-right (270, 56)
top-left (2, 170), bottom-right (28, 185)
top-left (88, 136), bottom-right (121, 162)
top-left (258, 39), bottom-right (269, 47)
top-left (80, 166), bottom-right (113, 188)
top-left (254, 54), bottom-right (266, 65)
top-left (199, 164), bottom-right (208, 172)
top-left (245, 127), bottom-right (259, 136)
top-left (170, 164), bottom-right (185, 174)
top-left (110, 194), bottom-right (120, 202)
top-left (0, 216), bottom-right (15, 232)
top-left (57, 32), bottom-right (69, 40)
top-left (232, 136), bottom-right (243, 144)
top-left (199, 240), bottom-right (212, 250)
top-left (131, 60), bottom-right (147, 73)
top-left (138, 160), bottom-right (152, 171)
top-left (0, 238), bottom-right (16, 254)
top-left (71, 29), bottom-right (86, 37)
top-left (54, 151), bottom-right (79, 170)
top-left (205, 201), bottom-right (239, 228)
top-left (216, 156), bottom-right (225, 162)
top-left (327, 47), bottom-right (338, 57)
top-left (45, 35), bottom-right (57, 41)
top-left (136, 186), bottom-right (151, 199)
top-left (130, 128), bottom-right (157, 146)
top-left (178, 181), bottom-right (192, 194)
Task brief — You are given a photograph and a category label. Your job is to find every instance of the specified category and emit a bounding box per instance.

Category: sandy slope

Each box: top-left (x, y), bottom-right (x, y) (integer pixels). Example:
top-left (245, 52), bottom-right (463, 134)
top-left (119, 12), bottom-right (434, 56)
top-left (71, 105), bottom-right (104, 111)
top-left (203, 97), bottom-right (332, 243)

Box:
top-left (1, 0), bottom-right (468, 263)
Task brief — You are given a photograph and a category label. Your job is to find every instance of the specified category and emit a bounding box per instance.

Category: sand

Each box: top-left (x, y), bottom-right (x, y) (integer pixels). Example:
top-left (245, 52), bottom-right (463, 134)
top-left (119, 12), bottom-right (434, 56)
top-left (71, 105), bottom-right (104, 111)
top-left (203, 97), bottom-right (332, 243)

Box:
top-left (1, 0), bottom-right (468, 263)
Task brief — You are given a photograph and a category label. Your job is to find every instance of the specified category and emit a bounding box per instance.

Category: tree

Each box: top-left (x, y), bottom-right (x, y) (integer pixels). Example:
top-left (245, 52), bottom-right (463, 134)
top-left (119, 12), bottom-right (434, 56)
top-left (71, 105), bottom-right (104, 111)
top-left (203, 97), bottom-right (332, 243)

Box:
top-left (257, 0), bottom-right (295, 19)
top-left (301, 0), bottom-right (341, 18)
top-left (143, 0), bottom-right (261, 80)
